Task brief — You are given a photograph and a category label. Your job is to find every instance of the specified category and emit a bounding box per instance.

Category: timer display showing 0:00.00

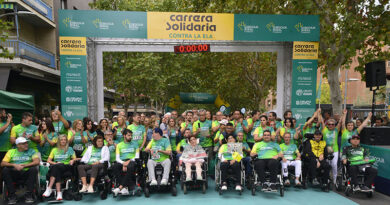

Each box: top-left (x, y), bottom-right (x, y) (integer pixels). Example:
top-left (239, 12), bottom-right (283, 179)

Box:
top-left (174, 44), bottom-right (210, 54)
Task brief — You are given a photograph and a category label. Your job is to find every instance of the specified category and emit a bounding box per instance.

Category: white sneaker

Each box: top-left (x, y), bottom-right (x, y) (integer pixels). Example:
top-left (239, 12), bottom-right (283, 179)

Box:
top-left (150, 180), bottom-right (158, 186)
top-left (120, 188), bottom-right (129, 195)
top-left (221, 185), bottom-right (227, 190)
top-left (196, 175), bottom-right (203, 180)
top-left (87, 185), bottom-right (94, 193)
top-left (186, 177), bottom-right (192, 182)
top-left (112, 188), bottom-right (120, 196)
top-left (235, 185), bottom-right (242, 191)
top-left (161, 179), bottom-right (168, 185)
top-left (79, 185), bottom-right (88, 193)
top-left (56, 192), bottom-right (63, 201)
top-left (42, 188), bottom-right (52, 197)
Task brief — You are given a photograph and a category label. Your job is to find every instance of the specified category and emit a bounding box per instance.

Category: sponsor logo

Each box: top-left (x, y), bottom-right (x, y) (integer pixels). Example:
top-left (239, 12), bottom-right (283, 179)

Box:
top-left (65, 86), bottom-right (83, 93)
top-left (295, 100), bottom-right (312, 106)
top-left (64, 110), bottom-right (74, 117)
top-left (65, 97), bottom-right (83, 103)
top-left (266, 22), bottom-right (287, 34)
top-left (294, 113), bottom-right (302, 120)
top-left (295, 89), bottom-right (313, 96)
top-left (122, 19), bottom-right (144, 31)
top-left (237, 21), bottom-right (259, 33)
top-left (295, 22), bottom-right (316, 34)
top-left (92, 18), bottom-right (114, 30)
top-left (63, 17), bottom-right (85, 29)
top-left (297, 65), bottom-right (313, 72)
top-left (64, 61), bottom-right (82, 69)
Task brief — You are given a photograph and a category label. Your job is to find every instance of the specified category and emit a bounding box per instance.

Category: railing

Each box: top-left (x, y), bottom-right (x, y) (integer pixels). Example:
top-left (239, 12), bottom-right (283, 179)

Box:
top-left (22, 0), bottom-right (53, 21)
top-left (1, 38), bottom-right (55, 69)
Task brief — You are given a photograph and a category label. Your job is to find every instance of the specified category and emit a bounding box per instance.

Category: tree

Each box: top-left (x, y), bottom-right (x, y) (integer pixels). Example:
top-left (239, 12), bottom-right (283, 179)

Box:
top-left (0, 0), bottom-right (14, 59)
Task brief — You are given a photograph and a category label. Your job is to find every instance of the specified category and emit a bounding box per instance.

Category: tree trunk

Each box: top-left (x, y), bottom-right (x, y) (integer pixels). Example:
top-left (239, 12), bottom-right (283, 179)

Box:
top-left (327, 67), bottom-right (342, 115)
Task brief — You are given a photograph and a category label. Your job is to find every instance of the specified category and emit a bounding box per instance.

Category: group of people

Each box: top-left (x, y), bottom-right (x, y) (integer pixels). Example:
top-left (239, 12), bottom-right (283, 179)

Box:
top-left (0, 107), bottom-right (379, 204)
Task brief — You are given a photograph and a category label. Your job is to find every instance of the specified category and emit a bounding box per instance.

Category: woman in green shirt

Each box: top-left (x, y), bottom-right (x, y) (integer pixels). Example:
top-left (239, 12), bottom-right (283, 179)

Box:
top-left (83, 119), bottom-right (97, 147)
top-left (68, 119), bottom-right (87, 157)
top-left (167, 118), bottom-right (179, 152)
top-left (39, 119), bottom-right (58, 162)
top-left (42, 135), bottom-right (78, 201)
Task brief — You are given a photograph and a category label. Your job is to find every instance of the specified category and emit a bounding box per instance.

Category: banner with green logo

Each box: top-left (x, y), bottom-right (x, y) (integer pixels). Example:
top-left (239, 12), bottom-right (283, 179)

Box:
top-left (234, 14), bottom-right (319, 41)
top-left (362, 145), bottom-right (390, 180)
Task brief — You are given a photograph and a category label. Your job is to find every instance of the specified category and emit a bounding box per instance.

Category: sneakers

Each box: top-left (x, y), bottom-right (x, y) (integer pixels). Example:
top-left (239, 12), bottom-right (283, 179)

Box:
top-left (25, 192), bottom-right (34, 204)
top-left (87, 185), bottom-right (94, 193)
top-left (196, 175), bottom-right (203, 181)
top-left (120, 188), bottom-right (130, 195)
top-left (360, 186), bottom-right (372, 192)
top-left (79, 185), bottom-right (88, 193)
top-left (284, 179), bottom-right (290, 186)
top-left (186, 177), bottom-right (192, 182)
top-left (235, 185), bottom-right (242, 191)
top-left (112, 188), bottom-right (120, 196)
top-left (56, 192), bottom-right (63, 201)
top-left (312, 178), bottom-right (320, 186)
top-left (269, 184), bottom-right (277, 192)
top-left (295, 179), bottom-right (302, 187)
top-left (161, 179), bottom-right (168, 185)
top-left (261, 183), bottom-right (268, 191)
top-left (150, 180), bottom-right (158, 186)
top-left (221, 185), bottom-right (227, 190)
top-left (42, 187), bottom-right (53, 197)
top-left (7, 194), bottom-right (17, 205)
top-left (353, 185), bottom-right (361, 192)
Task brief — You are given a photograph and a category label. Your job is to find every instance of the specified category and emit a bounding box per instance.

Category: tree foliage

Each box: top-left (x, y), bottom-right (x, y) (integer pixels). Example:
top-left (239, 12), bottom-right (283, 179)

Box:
top-left (0, 0), bottom-right (14, 59)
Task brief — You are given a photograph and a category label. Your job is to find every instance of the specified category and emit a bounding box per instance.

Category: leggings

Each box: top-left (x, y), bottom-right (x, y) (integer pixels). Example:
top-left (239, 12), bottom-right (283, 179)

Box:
top-left (49, 163), bottom-right (73, 183)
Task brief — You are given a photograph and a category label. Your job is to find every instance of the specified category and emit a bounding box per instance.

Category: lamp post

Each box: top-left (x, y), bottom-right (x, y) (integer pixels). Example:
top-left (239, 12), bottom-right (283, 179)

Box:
top-left (343, 70), bottom-right (359, 110)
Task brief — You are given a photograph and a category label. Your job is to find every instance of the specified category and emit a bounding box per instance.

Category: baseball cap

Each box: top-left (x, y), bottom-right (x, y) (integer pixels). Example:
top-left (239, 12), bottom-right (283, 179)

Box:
top-left (219, 119), bottom-right (228, 125)
top-left (351, 135), bottom-right (360, 139)
top-left (15, 137), bottom-right (28, 145)
top-left (314, 130), bottom-right (322, 135)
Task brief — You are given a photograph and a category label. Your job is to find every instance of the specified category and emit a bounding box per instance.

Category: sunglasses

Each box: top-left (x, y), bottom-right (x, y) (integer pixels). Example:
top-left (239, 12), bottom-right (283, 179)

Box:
top-left (328, 124), bottom-right (335, 126)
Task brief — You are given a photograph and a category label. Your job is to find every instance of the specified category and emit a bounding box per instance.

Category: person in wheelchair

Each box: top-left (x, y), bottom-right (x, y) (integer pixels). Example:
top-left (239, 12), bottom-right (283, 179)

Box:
top-left (218, 135), bottom-right (243, 191)
top-left (112, 129), bottom-right (140, 196)
top-left (42, 134), bottom-right (78, 201)
top-left (250, 130), bottom-right (282, 192)
top-left (181, 135), bottom-right (207, 181)
top-left (303, 130), bottom-right (331, 191)
top-left (342, 135), bottom-right (377, 192)
top-left (176, 128), bottom-right (192, 159)
top-left (1, 137), bottom-right (40, 204)
top-left (144, 128), bottom-right (172, 186)
top-left (280, 132), bottom-right (302, 186)
top-left (78, 135), bottom-right (110, 193)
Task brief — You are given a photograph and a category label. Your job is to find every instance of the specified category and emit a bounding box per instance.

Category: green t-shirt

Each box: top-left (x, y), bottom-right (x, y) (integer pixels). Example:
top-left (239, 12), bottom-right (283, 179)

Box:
top-left (212, 120), bottom-right (220, 129)
top-left (68, 130), bottom-right (86, 152)
top-left (251, 141), bottom-right (281, 159)
top-left (214, 131), bottom-right (223, 147)
top-left (342, 146), bottom-right (368, 163)
top-left (253, 126), bottom-right (275, 141)
top-left (177, 138), bottom-right (189, 152)
top-left (241, 142), bottom-right (250, 157)
top-left (127, 124), bottom-right (145, 147)
top-left (0, 122), bottom-right (12, 152)
top-left (168, 128), bottom-right (178, 151)
top-left (3, 148), bottom-right (38, 170)
top-left (280, 127), bottom-right (297, 144)
top-left (280, 143), bottom-right (299, 160)
top-left (322, 127), bottom-right (339, 152)
top-left (341, 128), bottom-right (358, 151)
top-left (10, 124), bottom-right (39, 151)
top-left (114, 127), bottom-right (125, 144)
top-left (249, 120), bottom-right (261, 143)
top-left (89, 147), bottom-right (103, 164)
top-left (193, 120), bottom-right (212, 148)
top-left (116, 141), bottom-right (139, 161)
top-left (52, 121), bottom-right (68, 135)
top-left (303, 123), bottom-right (317, 137)
top-left (146, 138), bottom-right (171, 162)
top-left (83, 130), bottom-right (97, 147)
top-left (104, 140), bottom-right (116, 163)
top-left (218, 144), bottom-right (233, 160)
top-left (49, 147), bottom-right (75, 165)
top-left (181, 122), bottom-right (193, 133)
top-left (40, 132), bottom-right (58, 161)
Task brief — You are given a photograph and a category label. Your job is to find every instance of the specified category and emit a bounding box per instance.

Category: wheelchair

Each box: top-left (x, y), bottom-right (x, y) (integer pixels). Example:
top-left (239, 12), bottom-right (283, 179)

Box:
top-left (215, 158), bottom-right (245, 195)
top-left (180, 158), bottom-right (208, 194)
top-left (110, 159), bottom-right (144, 198)
top-left (143, 153), bottom-right (177, 197)
top-left (282, 161), bottom-right (304, 188)
top-left (336, 160), bottom-right (375, 198)
top-left (2, 166), bottom-right (42, 204)
top-left (301, 156), bottom-right (332, 192)
top-left (40, 162), bottom-right (79, 203)
top-left (74, 161), bottom-right (111, 200)
top-left (249, 158), bottom-right (284, 197)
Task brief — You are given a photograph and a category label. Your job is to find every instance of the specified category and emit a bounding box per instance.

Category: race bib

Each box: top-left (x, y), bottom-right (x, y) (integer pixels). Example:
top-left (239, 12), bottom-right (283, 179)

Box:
top-left (73, 144), bottom-right (84, 151)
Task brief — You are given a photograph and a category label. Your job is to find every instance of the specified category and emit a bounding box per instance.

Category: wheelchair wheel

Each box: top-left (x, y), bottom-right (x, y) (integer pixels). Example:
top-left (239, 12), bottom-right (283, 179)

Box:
top-left (280, 186), bottom-right (284, 197)
top-left (171, 186), bottom-right (177, 196)
top-left (100, 191), bottom-right (108, 200)
top-left (183, 184), bottom-right (187, 195)
top-left (74, 193), bottom-right (82, 201)
top-left (136, 188), bottom-right (142, 197)
top-left (219, 187), bottom-right (223, 195)
top-left (345, 186), bottom-right (351, 196)
top-left (202, 182), bottom-right (207, 194)
top-left (63, 190), bottom-right (74, 201)
top-left (144, 187), bottom-right (150, 198)
top-left (335, 176), bottom-right (343, 192)
top-left (366, 192), bottom-right (373, 198)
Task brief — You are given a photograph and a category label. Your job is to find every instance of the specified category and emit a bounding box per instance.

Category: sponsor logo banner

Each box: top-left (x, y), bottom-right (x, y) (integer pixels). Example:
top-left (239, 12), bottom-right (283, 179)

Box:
top-left (59, 37), bottom-right (86, 56)
top-left (293, 41), bottom-right (319, 60)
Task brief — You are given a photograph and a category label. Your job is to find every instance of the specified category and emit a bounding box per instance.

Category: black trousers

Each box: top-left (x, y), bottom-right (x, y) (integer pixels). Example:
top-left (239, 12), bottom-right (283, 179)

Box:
top-left (254, 159), bottom-right (279, 183)
top-left (220, 161), bottom-right (241, 185)
top-left (307, 158), bottom-right (330, 183)
top-left (112, 161), bottom-right (136, 188)
top-left (2, 167), bottom-right (37, 194)
top-left (348, 165), bottom-right (378, 187)
top-left (48, 164), bottom-right (73, 183)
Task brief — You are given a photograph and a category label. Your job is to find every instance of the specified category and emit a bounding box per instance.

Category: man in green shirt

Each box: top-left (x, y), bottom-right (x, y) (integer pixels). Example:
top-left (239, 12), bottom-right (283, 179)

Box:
top-left (1, 137), bottom-right (40, 204)
top-left (145, 128), bottom-right (172, 186)
top-left (342, 135), bottom-right (377, 192)
top-left (10, 112), bottom-right (40, 152)
top-left (251, 130), bottom-right (282, 192)
top-left (127, 113), bottom-right (147, 148)
top-left (280, 132), bottom-right (302, 186)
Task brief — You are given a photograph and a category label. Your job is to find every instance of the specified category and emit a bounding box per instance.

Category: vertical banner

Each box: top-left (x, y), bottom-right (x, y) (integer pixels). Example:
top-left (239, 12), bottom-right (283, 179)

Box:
top-left (60, 37), bottom-right (88, 122)
top-left (291, 42), bottom-right (319, 126)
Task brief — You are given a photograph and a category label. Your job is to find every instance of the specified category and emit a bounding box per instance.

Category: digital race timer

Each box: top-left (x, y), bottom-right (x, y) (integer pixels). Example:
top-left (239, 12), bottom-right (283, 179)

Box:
top-left (174, 44), bottom-right (210, 54)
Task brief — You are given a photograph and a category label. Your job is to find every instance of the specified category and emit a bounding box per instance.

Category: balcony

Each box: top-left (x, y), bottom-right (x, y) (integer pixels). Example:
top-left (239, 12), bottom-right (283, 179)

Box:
top-left (21, 0), bottom-right (53, 21)
top-left (1, 37), bottom-right (55, 69)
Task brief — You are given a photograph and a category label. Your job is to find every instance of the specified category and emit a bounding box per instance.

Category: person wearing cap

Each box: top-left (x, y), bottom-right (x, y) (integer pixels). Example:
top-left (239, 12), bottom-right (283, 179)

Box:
top-left (1, 137), bottom-right (40, 204)
top-left (303, 129), bottom-right (331, 191)
top-left (342, 135), bottom-right (377, 192)
top-left (144, 128), bottom-right (172, 186)
top-left (112, 129), bottom-right (140, 196)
